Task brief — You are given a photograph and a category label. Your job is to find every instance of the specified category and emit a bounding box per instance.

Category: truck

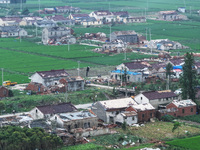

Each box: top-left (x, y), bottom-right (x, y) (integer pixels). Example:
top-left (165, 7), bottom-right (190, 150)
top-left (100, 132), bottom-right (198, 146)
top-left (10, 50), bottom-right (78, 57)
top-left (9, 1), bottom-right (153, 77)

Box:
top-left (3, 81), bottom-right (17, 86)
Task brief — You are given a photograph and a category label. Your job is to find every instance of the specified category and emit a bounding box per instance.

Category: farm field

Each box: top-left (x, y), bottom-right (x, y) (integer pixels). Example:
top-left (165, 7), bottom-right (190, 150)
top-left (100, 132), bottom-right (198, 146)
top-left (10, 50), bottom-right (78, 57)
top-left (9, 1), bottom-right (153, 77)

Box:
top-left (180, 114), bottom-right (200, 123)
top-left (128, 121), bottom-right (200, 141)
top-left (166, 135), bottom-right (200, 150)
top-left (9, 0), bottom-right (200, 15)
top-left (74, 20), bottom-right (200, 51)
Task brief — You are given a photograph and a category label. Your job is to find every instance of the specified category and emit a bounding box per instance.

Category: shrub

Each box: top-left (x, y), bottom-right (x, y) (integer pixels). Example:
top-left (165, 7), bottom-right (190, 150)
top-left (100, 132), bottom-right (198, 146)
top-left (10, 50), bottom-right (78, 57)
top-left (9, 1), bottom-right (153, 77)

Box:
top-left (161, 115), bottom-right (176, 122)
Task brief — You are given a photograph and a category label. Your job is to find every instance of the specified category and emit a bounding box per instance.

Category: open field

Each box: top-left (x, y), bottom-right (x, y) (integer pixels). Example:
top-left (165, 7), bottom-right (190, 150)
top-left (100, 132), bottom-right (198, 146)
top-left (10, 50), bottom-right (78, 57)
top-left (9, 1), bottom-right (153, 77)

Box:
top-left (6, 0), bottom-right (200, 15)
top-left (0, 38), bottom-right (153, 83)
top-left (127, 121), bottom-right (200, 141)
top-left (166, 135), bottom-right (200, 150)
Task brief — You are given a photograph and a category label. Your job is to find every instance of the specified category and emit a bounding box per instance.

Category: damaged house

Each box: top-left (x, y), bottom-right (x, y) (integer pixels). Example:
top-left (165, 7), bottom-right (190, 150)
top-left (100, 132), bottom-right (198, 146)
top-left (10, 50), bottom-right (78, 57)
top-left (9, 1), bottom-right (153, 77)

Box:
top-left (50, 111), bottom-right (98, 131)
top-left (30, 102), bottom-right (77, 120)
top-left (134, 90), bottom-right (178, 109)
top-left (29, 69), bottom-right (70, 87)
top-left (102, 40), bottom-right (125, 53)
top-left (111, 30), bottom-right (139, 44)
top-left (91, 98), bottom-right (137, 124)
top-left (157, 99), bottom-right (196, 119)
top-left (59, 76), bottom-right (85, 92)
top-left (42, 26), bottom-right (76, 45)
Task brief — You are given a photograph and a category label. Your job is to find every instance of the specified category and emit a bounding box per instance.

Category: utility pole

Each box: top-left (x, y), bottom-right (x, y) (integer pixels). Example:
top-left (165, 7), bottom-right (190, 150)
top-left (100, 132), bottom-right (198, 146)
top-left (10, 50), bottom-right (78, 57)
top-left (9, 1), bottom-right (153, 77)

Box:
top-left (20, 0), bottom-right (22, 12)
top-left (124, 43), bottom-right (127, 60)
top-left (121, 67), bottom-right (123, 86)
top-left (166, 75), bottom-right (169, 90)
top-left (145, 28), bottom-right (148, 41)
top-left (36, 25), bottom-right (38, 37)
top-left (1, 68), bottom-right (3, 86)
top-left (38, 0), bottom-right (40, 16)
top-left (149, 28), bottom-right (152, 54)
top-left (20, 35), bottom-right (21, 43)
top-left (110, 24), bottom-right (111, 42)
top-left (145, 8), bottom-right (147, 18)
top-left (68, 40), bottom-right (70, 51)
top-left (77, 61), bottom-right (80, 76)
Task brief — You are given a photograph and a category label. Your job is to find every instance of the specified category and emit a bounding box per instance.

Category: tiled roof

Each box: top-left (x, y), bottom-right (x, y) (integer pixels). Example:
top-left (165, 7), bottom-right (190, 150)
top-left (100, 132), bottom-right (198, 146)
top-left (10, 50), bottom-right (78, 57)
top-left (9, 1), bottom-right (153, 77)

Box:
top-left (171, 99), bottom-right (196, 108)
top-left (37, 69), bottom-right (69, 78)
top-left (112, 11), bottom-right (129, 16)
top-left (142, 90), bottom-right (177, 100)
top-left (0, 26), bottom-right (22, 32)
top-left (37, 103), bottom-right (77, 114)
top-left (124, 61), bottom-right (147, 70)
top-left (169, 58), bottom-right (184, 66)
top-left (72, 14), bottom-right (89, 18)
top-left (159, 10), bottom-right (177, 15)
top-left (1, 17), bottom-right (22, 23)
top-left (94, 10), bottom-right (112, 16)
top-left (47, 15), bottom-right (67, 21)
top-left (113, 30), bottom-right (137, 36)
top-left (98, 98), bottom-right (137, 110)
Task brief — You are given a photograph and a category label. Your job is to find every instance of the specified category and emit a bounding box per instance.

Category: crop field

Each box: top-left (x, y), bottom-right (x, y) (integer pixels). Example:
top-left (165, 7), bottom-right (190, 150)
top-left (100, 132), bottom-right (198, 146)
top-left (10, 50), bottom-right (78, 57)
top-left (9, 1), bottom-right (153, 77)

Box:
top-left (180, 115), bottom-right (200, 123)
top-left (16, 0), bottom-right (200, 15)
top-left (166, 135), bottom-right (200, 150)
top-left (74, 20), bottom-right (200, 50)
top-left (128, 121), bottom-right (200, 141)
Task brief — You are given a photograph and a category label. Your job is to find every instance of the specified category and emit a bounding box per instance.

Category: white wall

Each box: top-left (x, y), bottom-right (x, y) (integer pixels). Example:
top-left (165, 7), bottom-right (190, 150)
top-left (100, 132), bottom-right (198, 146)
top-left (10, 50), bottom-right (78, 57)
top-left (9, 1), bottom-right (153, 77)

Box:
top-left (29, 73), bottom-right (45, 86)
top-left (134, 94), bottom-right (149, 104)
top-left (29, 107), bottom-right (44, 120)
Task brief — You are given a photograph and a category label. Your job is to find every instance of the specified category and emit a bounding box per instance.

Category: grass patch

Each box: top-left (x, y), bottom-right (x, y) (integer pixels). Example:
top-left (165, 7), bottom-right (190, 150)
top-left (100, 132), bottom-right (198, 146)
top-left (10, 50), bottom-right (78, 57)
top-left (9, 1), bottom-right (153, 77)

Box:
top-left (179, 115), bottom-right (200, 123)
top-left (58, 143), bottom-right (104, 150)
top-left (166, 135), bottom-right (200, 150)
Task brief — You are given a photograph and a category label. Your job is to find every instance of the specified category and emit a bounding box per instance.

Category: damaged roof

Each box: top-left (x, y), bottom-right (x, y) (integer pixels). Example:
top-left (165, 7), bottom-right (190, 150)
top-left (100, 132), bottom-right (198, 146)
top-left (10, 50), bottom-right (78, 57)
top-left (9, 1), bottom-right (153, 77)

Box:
top-left (171, 99), bottom-right (196, 108)
top-left (37, 69), bottom-right (69, 78)
top-left (142, 90), bottom-right (177, 100)
top-left (113, 30), bottom-right (137, 36)
top-left (98, 98), bottom-right (137, 110)
top-left (124, 61), bottom-right (148, 70)
top-left (58, 111), bottom-right (96, 122)
top-left (36, 102), bottom-right (77, 114)
top-left (132, 103), bottom-right (155, 111)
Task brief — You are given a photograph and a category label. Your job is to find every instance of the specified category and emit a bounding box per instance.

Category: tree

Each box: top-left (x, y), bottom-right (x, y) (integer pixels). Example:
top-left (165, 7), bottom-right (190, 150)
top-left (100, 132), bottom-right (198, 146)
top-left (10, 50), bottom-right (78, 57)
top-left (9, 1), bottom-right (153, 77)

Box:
top-left (166, 63), bottom-right (173, 90)
top-left (8, 8), bottom-right (18, 15)
top-left (21, 8), bottom-right (30, 15)
top-left (0, 102), bottom-right (5, 114)
top-left (172, 121), bottom-right (181, 137)
top-left (180, 53), bottom-right (198, 101)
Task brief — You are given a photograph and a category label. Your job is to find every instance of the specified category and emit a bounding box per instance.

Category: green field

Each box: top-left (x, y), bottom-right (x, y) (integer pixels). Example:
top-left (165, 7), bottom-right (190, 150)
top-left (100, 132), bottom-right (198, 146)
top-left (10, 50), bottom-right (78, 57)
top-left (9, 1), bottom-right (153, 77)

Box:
top-left (166, 135), bottom-right (200, 150)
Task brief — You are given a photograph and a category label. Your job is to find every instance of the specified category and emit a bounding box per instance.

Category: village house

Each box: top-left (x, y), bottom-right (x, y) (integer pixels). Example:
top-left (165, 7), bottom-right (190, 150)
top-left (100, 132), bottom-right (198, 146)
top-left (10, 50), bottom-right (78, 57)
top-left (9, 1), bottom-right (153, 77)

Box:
top-left (89, 10), bottom-right (114, 23)
top-left (158, 10), bottom-right (179, 21)
top-left (134, 90), bottom-right (178, 109)
top-left (0, 17), bottom-right (27, 26)
top-left (81, 17), bottom-right (102, 27)
top-left (110, 69), bottom-right (143, 83)
top-left (24, 82), bottom-right (49, 95)
top-left (125, 103), bottom-right (156, 123)
top-left (0, 26), bottom-right (27, 37)
top-left (110, 30), bottom-right (139, 44)
top-left (149, 62), bottom-right (166, 78)
top-left (35, 20), bottom-right (57, 28)
top-left (50, 111), bottom-right (98, 131)
top-left (55, 6), bottom-right (80, 13)
top-left (59, 76), bottom-right (85, 92)
top-left (116, 61), bottom-right (150, 72)
top-left (112, 11), bottom-right (129, 23)
top-left (29, 69), bottom-right (70, 87)
top-left (45, 15), bottom-right (69, 24)
top-left (42, 26), bottom-right (73, 45)
top-left (157, 99), bottom-right (196, 119)
top-left (91, 98), bottom-right (137, 124)
top-left (0, 0), bottom-right (10, 3)
top-left (147, 39), bottom-right (184, 50)
top-left (69, 14), bottom-right (90, 24)
top-left (178, 7), bottom-right (186, 13)
top-left (43, 8), bottom-right (56, 14)
top-left (124, 17), bottom-right (146, 24)
top-left (0, 86), bottom-right (9, 98)
top-left (22, 17), bottom-right (43, 26)
top-left (102, 40), bottom-right (125, 53)
top-left (195, 62), bottom-right (200, 74)
top-left (30, 103), bottom-right (77, 120)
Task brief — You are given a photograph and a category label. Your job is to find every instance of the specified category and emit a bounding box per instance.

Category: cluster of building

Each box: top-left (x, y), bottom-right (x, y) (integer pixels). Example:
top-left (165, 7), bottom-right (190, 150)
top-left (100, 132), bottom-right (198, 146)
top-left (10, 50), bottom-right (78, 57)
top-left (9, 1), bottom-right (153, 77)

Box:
top-left (25, 69), bottom-right (85, 94)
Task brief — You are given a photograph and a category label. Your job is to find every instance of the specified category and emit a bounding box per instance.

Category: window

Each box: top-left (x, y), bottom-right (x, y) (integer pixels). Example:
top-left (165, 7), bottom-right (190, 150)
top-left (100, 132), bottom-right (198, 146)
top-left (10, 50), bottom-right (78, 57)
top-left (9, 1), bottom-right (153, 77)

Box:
top-left (182, 109), bottom-right (185, 114)
top-left (166, 98), bottom-right (169, 101)
top-left (88, 122), bottom-right (90, 128)
top-left (150, 113), bottom-right (152, 117)
top-left (74, 124), bottom-right (78, 128)
top-left (55, 116), bottom-right (57, 120)
top-left (36, 109), bottom-right (38, 113)
top-left (141, 97), bottom-right (143, 100)
top-left (132, 116), bottom-right (135, 120)
top-left (191, 108), bottom-right (193, 112)
top-left (142, 114), bottom-right (145, 118)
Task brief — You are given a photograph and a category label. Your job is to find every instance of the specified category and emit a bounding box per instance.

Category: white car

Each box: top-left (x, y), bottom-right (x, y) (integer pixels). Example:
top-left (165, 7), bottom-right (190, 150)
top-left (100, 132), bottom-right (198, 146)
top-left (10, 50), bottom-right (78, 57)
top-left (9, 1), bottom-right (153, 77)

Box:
top-left (174, 88), bottom-right (182, 95)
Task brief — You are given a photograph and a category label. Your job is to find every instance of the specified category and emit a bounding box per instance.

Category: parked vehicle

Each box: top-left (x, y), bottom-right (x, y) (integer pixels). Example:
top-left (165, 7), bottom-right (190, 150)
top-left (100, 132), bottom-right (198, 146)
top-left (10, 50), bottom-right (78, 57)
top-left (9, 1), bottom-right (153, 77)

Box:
top-left (3, 81), bottom-right (17, 86)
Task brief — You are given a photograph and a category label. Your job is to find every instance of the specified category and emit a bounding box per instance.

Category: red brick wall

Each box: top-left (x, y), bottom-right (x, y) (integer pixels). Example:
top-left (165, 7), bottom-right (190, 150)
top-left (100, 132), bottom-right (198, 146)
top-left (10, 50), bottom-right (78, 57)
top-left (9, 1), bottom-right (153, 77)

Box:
top-left (137, 109), bottom-right (156, 122)
top-left (0, 87), bottom-right (9, 98)
top-left (167, 103), bottom-right (196, 117)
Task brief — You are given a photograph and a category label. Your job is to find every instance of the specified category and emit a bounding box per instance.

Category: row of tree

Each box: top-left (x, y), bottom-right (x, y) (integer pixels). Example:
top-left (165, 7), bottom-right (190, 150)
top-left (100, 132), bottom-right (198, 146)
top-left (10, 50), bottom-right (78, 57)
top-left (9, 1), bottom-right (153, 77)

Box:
top-left (10, 0), bottom-right (26, 3)
top-left (0, 126), bottom-right (63, 150)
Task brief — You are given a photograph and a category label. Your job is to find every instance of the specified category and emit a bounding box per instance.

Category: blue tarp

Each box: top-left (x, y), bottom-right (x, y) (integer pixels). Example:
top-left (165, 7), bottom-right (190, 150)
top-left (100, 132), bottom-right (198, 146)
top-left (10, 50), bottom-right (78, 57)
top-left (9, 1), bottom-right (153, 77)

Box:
top-left (111, 70), bottom-right (141, 75)
top-left (173, 66), bottom-right (182, 70)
